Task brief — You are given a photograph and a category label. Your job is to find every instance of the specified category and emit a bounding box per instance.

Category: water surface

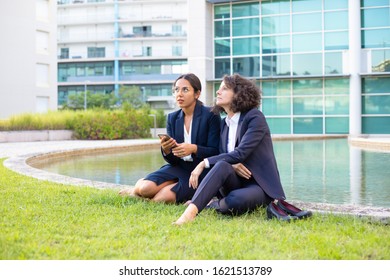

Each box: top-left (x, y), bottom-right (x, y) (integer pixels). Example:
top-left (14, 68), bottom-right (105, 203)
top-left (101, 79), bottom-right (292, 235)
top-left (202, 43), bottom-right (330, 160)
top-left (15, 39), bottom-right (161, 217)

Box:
top-left (36, 139), bottom-right (390, 208)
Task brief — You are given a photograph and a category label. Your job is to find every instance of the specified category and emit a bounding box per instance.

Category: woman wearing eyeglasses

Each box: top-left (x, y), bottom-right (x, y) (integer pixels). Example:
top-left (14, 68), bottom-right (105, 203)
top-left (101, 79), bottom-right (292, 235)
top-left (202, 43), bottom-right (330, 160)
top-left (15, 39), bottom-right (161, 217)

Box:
top-left (119, 73), bottom-right (221, 204)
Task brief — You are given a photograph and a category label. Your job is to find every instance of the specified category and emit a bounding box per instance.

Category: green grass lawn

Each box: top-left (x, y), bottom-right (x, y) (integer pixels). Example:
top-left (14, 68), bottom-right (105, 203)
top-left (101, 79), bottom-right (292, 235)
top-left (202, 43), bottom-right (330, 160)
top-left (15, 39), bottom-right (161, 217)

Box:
top-left (1, 158), bottom-right (389, 260)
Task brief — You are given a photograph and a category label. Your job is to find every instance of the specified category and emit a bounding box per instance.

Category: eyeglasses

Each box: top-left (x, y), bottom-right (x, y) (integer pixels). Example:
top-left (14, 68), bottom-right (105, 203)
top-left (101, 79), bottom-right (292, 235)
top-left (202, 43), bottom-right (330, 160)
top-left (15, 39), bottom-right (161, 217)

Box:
top-left (172, 86), bottom-right (192, 96)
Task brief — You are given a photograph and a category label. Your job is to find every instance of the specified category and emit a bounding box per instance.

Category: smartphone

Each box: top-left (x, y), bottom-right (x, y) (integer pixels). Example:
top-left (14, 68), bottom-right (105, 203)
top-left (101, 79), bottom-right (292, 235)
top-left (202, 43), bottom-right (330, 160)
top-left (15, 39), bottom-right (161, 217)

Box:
top-left (158, 133), bottom-right (171, 140)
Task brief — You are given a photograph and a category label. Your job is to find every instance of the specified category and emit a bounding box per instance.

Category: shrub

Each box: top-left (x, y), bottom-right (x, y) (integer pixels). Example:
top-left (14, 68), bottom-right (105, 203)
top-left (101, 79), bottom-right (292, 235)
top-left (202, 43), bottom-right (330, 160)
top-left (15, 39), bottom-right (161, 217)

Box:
top-left (70, 109), bottom-right (152, 140)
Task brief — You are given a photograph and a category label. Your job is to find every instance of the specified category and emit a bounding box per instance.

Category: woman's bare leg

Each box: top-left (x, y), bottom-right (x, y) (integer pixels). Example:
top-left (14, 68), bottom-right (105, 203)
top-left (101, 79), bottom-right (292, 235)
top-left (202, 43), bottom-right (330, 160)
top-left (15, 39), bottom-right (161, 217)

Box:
top-left (118, 178), bottom-right (176, 199)
top-left (152, 184), bottom-right (177, 203)
top-left (173, 203), bottom-right (199, 225)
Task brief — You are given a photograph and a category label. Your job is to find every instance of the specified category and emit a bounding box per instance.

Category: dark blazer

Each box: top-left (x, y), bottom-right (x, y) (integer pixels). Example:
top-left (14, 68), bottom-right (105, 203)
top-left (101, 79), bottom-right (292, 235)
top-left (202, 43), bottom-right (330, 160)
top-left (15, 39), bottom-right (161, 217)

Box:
top-left (163, 101), bottom-right (221, 167)
top-left (207, 108), bottom-right (286, 200)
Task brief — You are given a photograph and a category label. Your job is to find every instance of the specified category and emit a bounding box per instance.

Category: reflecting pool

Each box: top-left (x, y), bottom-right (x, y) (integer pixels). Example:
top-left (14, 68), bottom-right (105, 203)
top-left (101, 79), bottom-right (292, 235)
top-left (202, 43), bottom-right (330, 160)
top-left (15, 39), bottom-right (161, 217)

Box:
top-left (35, 139), bottom-right (390, 208)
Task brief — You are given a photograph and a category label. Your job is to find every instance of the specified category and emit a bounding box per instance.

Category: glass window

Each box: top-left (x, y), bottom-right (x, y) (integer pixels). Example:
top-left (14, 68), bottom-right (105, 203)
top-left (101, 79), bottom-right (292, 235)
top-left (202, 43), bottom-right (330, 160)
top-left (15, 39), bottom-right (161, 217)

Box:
top-left (76, 64), bottom-right (85, 76)
top-left (261, 0), bottom-right (290, 15)
top-left (362, 77), bottom-right (390, 93)
top-left (262, 15), bottom-right (290, 34)
top-left (233, 18), bottom-right (260, 36)
top-left (262, 97), bottom-right (291, 115)
top-left (325, 117), bottom-right (349, 134)
top-left (293, 33), bottom-right (322, 52)
top-left (371, 49), bottom-right (390, 72)
top-left (292, 13), bottom-right (322, 32)
top-left (362, 96), bottom-right (390, 114)
top-left (362, 28), bottom-right (390, 48)
top-left (215, 5), bottom-right (230, 19)
top-left (361, 0), bottom-right (390, 7)
top-left (325, 78), bottom-right (349, 95)
top-left (324, 31), bottom-right (348, 50)
top-left (266, 118), bottom-right (291, 134)
top-left (232, 2), bottom-right (259, 17)
top-left (215, 20), bottom-right (230, 38)
top-left (325, 96), bottom-right (349, 114)
top-left (293, 79), bottom-right (323, 95)
top-left (292, 53), bottom-right (322, 75)
top-left (215, 58), bottom-right (231, 78)
top-left (324, 52), bottom-right (343, 74)
top-left (293, 117), bottom-right (323, 134)
top-left (262, 35), bottom-right (290, 53)
top-left (324, 11), bottom-right (348, 30)
top-left (262, 54), bottom-right (291, 76)
top-left (215, 39), bottom-right (230, 56)
top-left (262, 80), bottom-right (291, 96)
top-left (233, 38), bottom-right (260, 55)
top-left (324, 0), bottom-right (348, 10)
top-left (362, 117), bottom-right (390, 134)
top-left (361, 7), bottom-right (390, 28)
top-left (293, 97), bottom-right (323, 115)
top-left (233, 57), bottom-right (260, 77)
top-left (292, 0), bottom-right (322, 13)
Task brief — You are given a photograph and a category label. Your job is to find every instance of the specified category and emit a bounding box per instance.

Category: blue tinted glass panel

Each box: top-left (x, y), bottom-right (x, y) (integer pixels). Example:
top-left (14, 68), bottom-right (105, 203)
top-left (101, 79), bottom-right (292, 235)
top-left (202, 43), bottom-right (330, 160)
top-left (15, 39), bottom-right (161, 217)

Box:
top-left (324, 11), bottom-right (348, 30)
top-left (325, 78), bottom-right (349, 95)
top-left (362, 77), bottom-right (390, 93)
top-left (261, 0), bottom-right (290, 15)
top-left (292, 0), bottom-right (322, 12)
top-left (325, 117), bottom-right (349, 134)
top-left (232, 2), bottom-right (259, 17)
top-left (215, 20), bottom-right (230, 38)
top-left (324, 31), bottom-right (348, 50)
top-left (292, 53), bottom-right (322, 75)
top-left (215, 39), bottom-right (230, 56)
top-left (262, 54), bottom-right (291, 76)
top-left (293, 33), bottom-right (322, 52)
top-left (293, 117), bottom-right (323, 134)
top-left (215, 58), bottom-right (231, 78)
top-left (267, 118), bottom-right (291, 134)
top-left (293, 79), bottom-right (323, 95)
top-left (362, 8), bottom-right (390, 28)
top-left (362, 95), bottom-right (390, 114)
top-left (292, 13), bottom-right (322, 32)
top-left (324, 52), bottom-right (343, 74)
top-left (325, 96), bottom-right (349, 114)
top-left (262, 35), bottom-right (290, 53)
top-left (362, 28), bottom-right (390, 48)
top-left (371, 49), bottom-right (390, 72)
top-left (361, 0), bottom-right (390, 7)
top-left (293, 97), bottom-right (323, 115)
top-left (362, 117), bottom-right (390, 133)
top-left (215, 5), bottom-right (230, 19)
top-left (233, 57), bottom-right (260, 77)
top-left (262, 15), bottom-right (290, 34)
top-left (233, 18), bottom-right (260, 36)
top-left (233, 38), bottom-right (260, 55)
top-left (324, 0), bottom-right (348, 10)
top-left (262, 80), bottom-right (291, 96)
top-left (262, 97), bottom-right (291, 115)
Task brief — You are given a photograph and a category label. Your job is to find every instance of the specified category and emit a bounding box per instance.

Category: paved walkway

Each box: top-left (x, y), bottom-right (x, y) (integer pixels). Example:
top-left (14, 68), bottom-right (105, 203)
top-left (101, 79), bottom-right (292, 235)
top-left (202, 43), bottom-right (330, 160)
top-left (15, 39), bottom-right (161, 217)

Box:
top-left (1, 137), bottom-right (390, 222)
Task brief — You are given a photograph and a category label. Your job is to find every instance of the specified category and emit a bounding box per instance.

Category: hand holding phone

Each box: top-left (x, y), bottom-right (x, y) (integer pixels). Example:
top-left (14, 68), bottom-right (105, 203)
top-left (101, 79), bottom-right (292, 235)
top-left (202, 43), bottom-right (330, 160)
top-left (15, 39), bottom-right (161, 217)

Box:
top-left (158, 133), bottom-right (171, 140)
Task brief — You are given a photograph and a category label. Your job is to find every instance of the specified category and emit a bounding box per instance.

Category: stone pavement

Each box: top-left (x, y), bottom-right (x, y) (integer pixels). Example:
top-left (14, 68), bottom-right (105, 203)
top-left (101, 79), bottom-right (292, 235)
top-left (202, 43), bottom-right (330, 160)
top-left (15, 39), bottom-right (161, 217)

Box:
top-left (1, 137), bottom-right (390, 223)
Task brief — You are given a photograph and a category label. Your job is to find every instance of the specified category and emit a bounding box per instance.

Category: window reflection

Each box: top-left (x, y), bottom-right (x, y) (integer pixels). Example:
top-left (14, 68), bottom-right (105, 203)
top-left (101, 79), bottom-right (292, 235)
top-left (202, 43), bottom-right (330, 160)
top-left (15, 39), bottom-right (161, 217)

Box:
top-left (233, 57), bottom-right (260, 77)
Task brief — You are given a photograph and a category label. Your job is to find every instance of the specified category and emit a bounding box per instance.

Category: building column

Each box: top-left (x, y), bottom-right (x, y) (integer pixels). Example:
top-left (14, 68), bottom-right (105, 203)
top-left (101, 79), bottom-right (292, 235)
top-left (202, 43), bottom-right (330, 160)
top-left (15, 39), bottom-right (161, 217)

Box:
top-left (349, 0), bottom-right (362, 136)
top-left (187, 1), bottom-right (214, 106)
top-left (114, 0), bottom-right (120, 97)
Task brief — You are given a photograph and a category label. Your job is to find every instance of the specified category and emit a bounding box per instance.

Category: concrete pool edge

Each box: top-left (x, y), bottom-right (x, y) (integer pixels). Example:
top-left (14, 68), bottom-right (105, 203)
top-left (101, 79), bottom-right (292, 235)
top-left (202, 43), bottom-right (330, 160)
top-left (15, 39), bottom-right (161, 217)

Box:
top-left (2, 137), bottom-right (390, 223)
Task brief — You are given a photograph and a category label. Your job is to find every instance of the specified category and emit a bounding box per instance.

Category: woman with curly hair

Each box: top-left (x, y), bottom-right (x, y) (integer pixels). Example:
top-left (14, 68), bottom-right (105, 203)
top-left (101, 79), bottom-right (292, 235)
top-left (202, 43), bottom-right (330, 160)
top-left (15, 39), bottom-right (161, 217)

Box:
top-left (174, 74), bottom-right (287, 225)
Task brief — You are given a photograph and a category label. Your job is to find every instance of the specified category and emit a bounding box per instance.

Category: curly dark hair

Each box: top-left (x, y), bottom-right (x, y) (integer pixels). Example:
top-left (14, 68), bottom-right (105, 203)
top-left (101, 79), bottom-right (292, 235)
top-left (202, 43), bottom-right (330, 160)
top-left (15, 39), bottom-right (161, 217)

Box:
top-left (213, 74), bottom-right (261, 114)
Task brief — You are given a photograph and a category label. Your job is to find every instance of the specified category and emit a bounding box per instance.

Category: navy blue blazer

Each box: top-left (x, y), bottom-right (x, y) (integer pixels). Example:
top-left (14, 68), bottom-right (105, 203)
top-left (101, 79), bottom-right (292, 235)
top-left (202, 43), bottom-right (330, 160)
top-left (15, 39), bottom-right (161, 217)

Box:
top-left (162, 101), bottom-right (221, 167)
top-left (207, 108), bottom-right (286, 200)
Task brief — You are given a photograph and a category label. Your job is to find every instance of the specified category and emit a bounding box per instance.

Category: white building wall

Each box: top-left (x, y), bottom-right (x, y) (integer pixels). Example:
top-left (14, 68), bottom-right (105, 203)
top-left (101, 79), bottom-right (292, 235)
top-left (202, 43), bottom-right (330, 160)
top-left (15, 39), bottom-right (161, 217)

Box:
top-left (0, 0), bottom-right (57, 119)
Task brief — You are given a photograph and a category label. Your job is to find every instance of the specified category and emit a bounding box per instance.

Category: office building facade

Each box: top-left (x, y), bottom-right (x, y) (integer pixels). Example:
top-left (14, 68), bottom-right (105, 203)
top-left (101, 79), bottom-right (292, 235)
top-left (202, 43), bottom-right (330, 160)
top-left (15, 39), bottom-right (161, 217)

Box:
top-left (57, 0), bottom-right (390, 135)
top-left (0, 0), bottom-right (57, 119)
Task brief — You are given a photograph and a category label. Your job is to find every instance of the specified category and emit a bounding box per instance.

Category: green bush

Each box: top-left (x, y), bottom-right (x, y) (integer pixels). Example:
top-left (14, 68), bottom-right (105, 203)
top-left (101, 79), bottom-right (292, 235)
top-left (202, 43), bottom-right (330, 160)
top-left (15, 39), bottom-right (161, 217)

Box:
top-left (0, 108), bottom-right (166, 140)
top-left (70, 109), bottom-right (152, 140)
